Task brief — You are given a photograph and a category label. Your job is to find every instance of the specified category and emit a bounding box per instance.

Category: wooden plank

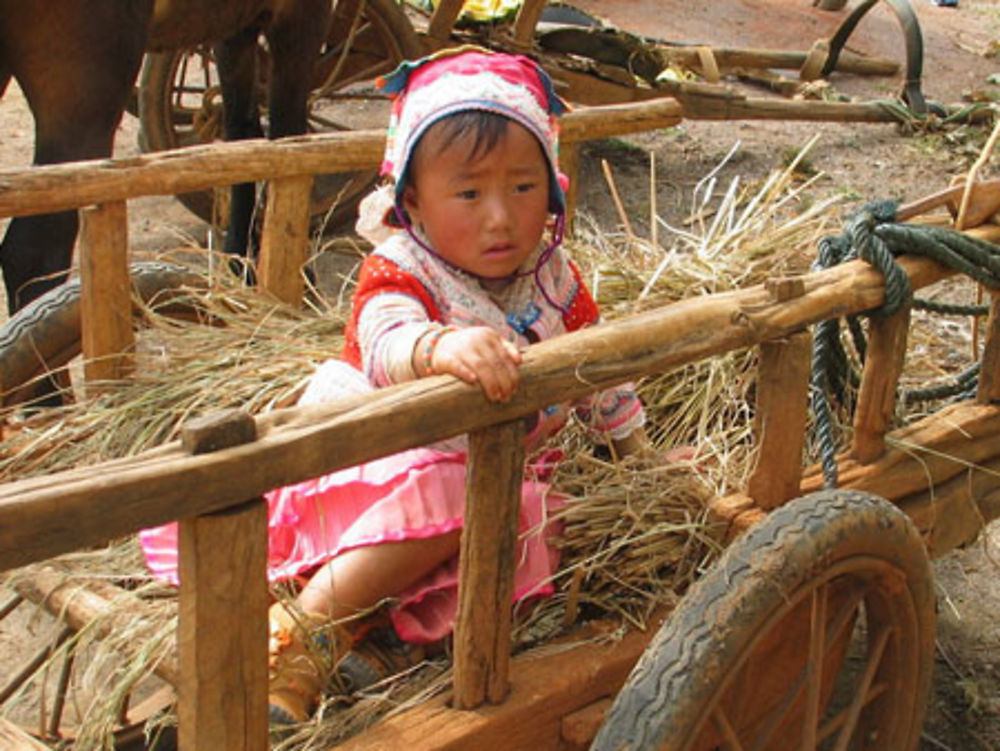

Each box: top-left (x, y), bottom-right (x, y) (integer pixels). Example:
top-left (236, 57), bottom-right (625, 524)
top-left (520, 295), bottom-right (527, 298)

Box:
top-left (79, 201), bottom-right (134, 387)
top-left (747, 329), bottom-right (811, 509)
top-left (334, 617), bottom-right (662, 751)
top-left (257, 174), bottom-right (313, 306)
top-left (453, 420), bottom-right (526, 709)
top-left (0, 252), bottom-right (979, 574)
top-left (178, 499), bottom-right (268, 751)
top-left (0, 101), bottom-right (683, 220)
top-left (977, 293), bottom-right (1000, 403)
top-left (851, 306), bottom-right (911, 463)
top-left (560, 697), bottom-right (613, 750)
top-left (895, 456), bottom-right (996, 559)
top-left (801, 401), bottom-right (1000, 503)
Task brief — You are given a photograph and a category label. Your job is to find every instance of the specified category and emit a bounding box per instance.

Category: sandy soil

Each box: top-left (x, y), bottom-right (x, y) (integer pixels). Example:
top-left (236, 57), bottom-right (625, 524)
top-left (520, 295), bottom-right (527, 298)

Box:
top-left (2, 1), bottom-right (1000, 748)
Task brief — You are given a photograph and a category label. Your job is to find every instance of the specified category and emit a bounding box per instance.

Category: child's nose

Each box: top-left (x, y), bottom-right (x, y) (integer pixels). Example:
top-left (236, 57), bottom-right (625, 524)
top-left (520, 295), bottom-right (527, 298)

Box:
top-left (483, 193), bottom-right (512, 229)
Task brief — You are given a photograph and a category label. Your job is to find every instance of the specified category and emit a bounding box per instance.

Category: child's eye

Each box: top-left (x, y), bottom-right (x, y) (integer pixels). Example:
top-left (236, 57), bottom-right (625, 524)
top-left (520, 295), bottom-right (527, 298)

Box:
top-left (515, 182), bottom-right (537, 194)
top-left (457, 189), bottom-right (479, 200)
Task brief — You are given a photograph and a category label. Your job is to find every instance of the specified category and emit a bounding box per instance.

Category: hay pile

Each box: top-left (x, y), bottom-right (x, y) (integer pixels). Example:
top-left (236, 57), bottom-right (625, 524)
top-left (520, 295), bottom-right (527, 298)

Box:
top-left (0, 141), bottom-right (981, 748)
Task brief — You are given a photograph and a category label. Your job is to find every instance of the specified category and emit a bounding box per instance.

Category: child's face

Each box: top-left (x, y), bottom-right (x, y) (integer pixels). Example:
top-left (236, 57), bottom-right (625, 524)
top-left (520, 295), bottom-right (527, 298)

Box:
top-left (402, 119), bottom-right (551, 282)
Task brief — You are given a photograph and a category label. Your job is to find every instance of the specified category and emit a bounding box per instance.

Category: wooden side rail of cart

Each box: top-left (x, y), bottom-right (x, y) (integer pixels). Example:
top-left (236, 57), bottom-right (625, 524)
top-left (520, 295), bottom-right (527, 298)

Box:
top-left (3, 113), bottom-right (1000, 748)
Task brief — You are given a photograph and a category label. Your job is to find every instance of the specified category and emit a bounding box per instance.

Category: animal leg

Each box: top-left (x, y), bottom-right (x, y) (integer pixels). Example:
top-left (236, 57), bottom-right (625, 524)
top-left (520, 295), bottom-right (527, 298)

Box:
top-left (0, 0), bottom-right (153, 312)
top-left (215, 25), bottom-right (266, 262)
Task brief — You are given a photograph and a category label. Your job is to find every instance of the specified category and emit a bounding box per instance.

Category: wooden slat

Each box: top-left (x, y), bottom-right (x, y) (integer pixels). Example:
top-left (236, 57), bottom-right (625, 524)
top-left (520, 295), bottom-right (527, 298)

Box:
top-left (851, 306), bottom-right (911, 463)
top-left (79, 201), bottom-right (134, 387)
top-left (453, 420), bottom-right (526, 709)
top-left (257, 174), bottom-right (313, 306)
top-left (178, 499), bottom-right (268, 751)
top-left (0, 251), bottom-right (978, 574)
top-left (977, 293), bottom-right (1000, 403)
top-left (747, 329), bottom-right (811, 509)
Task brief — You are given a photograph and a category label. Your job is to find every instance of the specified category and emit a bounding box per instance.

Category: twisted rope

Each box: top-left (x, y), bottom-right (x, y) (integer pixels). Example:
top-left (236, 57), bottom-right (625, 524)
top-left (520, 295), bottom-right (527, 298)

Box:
top-left (810, 201), bottom-right (1000, 488)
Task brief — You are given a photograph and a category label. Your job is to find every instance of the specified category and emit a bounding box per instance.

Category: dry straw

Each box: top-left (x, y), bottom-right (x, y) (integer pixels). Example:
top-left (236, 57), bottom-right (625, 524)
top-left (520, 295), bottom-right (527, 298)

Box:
top-left (0, 139), bottom-right (980, 747)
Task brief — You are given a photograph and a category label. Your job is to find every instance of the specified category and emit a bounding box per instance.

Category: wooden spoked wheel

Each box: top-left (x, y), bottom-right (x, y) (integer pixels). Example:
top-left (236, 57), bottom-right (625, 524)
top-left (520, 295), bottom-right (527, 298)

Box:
top-left (137, 0), bottom-right (423, 228)
top-left (592, 489), bottom-right (936, 751)
top-left (0, 580), bottom-right (176, 750)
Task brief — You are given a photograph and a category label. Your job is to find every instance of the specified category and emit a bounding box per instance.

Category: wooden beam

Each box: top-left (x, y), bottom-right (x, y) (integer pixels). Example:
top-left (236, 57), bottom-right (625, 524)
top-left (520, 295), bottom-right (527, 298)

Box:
top-left (257, 175), bottom-right (313, 306)
top-left (79, 201), bottom-right (135, 388)
top-left (851, 306), bottom-right (911, 463)
top-left (178, 499), bottom-right (268, 751)
top-left (453, 420), bottom-right (526, 709)
top-left (334, 617), bottom-right (662, 751)
top-left (0, 251), bottom-right (984, 574)
top-left (747, 329), bottom-right (811, 509)
top-left (801, 400), bottom-right (1000, 502)
top-left (0, 101), bottom-right (683, 220)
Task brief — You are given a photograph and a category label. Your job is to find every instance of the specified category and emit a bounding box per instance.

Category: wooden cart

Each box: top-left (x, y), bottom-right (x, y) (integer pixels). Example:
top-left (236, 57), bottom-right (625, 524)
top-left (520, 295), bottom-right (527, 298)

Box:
top-left (1, 57), bottom-right (1000, 751)
top-left (134, 0), bottom-right (921, 227)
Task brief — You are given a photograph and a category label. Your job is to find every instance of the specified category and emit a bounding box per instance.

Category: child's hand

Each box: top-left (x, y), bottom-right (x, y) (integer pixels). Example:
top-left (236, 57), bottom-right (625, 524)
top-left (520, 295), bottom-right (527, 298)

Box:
top-left (430, 326), bottom-right (521, 402)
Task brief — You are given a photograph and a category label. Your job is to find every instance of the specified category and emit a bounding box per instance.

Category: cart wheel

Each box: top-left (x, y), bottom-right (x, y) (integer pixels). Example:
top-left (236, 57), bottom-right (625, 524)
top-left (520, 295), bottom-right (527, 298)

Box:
top-left (592, 489), bottom-right (935, 751)
top-left (0, 586), bottom-right (176, 750)
top-left (0, 261), bottom-right (204, 406)
top-left (138, 0), bottom-right (423, 229)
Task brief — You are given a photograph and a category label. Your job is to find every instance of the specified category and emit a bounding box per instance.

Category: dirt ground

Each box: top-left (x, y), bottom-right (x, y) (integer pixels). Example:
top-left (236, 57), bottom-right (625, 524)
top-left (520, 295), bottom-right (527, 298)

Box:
top-left (2, 0), bottom-right (1000, 748)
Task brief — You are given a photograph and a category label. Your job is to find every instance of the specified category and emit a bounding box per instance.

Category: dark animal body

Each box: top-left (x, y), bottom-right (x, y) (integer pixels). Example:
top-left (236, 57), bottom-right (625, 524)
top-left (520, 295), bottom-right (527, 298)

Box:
top-left (0, 0), bottom-right (331, 314)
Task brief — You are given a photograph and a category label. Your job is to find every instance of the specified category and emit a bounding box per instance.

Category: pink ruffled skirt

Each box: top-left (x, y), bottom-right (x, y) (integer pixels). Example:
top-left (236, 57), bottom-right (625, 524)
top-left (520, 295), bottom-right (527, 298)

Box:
top-left (139, 360), bottom-right (564, 643)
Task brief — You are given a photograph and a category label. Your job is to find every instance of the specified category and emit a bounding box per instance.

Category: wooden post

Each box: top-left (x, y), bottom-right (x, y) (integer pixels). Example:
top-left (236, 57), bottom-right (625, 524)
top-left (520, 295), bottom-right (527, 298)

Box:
top-left (747, 329), bottom-right (812, 509)
top-left (512, 0), bottom-right (546, 51)
top-left (977, 292), bottom-right (1000, 403)
top-left (79, 201), bottom-right (134, 387)
top-left (852, 306), bottom-right (911, 463)
top-left (178, 408), bottom-right (267, 751)
top-left (257, 175), bottom-right (313, 306)
top-left (428, 0), bottom-right (464, 42)
top-left (453, 419), bottom-right (526, 709)
top-left (178, 499), bottom-right (268, 751)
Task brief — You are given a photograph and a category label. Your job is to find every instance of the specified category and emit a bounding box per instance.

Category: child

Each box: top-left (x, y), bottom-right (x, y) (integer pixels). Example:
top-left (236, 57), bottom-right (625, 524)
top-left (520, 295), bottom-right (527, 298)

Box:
top-left (140, 46), bottom-right (657, 724)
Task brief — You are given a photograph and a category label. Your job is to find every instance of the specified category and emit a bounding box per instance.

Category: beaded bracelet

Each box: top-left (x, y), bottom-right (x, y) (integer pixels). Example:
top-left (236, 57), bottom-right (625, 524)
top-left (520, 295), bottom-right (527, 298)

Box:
top-left (421, 325), bottom-right (457, 375)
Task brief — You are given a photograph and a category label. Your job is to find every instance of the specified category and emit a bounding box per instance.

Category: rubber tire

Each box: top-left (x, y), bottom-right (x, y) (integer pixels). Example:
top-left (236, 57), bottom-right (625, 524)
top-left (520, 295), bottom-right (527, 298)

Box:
top-left (0, 261), bottom-right (204, 406)
top-left (137, 0), bottom-right (423, 228)
top-left (591, 489), bottom-right (936, 751)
